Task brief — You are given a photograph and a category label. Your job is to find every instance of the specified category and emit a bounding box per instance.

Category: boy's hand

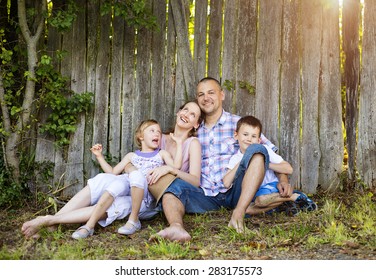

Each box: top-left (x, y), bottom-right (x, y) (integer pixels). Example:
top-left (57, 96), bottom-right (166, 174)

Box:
top-left (278, 181), bottom-right (293, 197)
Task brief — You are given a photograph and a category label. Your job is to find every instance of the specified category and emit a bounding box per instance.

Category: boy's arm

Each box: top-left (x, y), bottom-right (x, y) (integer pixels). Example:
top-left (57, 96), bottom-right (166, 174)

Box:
top-left (223, 162), bottom-right (240, 188)
top-left (269, 160), bottom-right (293, 175)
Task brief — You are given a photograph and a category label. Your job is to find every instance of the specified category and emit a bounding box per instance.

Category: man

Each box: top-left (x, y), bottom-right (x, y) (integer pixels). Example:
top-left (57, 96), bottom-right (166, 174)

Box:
top-left (153, 77), bottom-right (293, 242)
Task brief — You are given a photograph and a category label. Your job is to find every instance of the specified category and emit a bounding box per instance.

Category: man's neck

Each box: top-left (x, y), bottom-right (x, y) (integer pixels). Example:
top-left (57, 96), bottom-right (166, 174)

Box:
top-left (204, 109), bottom-right (223, 129)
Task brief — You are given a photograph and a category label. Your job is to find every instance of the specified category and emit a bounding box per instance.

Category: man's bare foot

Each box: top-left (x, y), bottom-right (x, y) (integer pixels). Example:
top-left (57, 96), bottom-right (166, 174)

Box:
top-left (149, 223), bottom-right (191, 243)
top-left (21, 216), bottom-right (50, 238)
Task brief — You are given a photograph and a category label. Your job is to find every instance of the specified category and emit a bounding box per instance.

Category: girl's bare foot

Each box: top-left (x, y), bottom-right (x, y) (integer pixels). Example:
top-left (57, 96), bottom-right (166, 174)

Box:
top-left (21, 216), bottom-right (50, 238)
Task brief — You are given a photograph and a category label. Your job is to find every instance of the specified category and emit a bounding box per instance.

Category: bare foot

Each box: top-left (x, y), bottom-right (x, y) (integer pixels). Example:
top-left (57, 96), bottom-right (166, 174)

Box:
top-left (149, 223), bottom-right (191, 243)
top-left (21, 216), bottom-right (50, 238)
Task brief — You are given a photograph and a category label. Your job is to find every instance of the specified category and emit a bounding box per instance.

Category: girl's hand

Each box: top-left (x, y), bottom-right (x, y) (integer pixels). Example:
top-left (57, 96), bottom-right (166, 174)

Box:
top-left (147, 165), bottom-right (171, 185)
top-left (90, 144), bottom-right (103, 157)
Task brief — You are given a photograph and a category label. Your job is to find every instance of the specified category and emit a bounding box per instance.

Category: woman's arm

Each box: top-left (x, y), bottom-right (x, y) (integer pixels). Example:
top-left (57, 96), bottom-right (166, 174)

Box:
top-left (171, 138), bottom-right (201, 187)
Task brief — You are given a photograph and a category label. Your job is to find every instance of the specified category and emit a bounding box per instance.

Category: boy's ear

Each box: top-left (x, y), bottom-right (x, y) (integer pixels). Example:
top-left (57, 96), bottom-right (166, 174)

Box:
top-left (234, 132), bottom-right (238, 140)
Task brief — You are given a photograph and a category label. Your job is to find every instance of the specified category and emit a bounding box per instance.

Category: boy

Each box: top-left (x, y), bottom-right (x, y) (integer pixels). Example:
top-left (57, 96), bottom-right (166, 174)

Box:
top-left (223, 115), bottom-right (317, 215)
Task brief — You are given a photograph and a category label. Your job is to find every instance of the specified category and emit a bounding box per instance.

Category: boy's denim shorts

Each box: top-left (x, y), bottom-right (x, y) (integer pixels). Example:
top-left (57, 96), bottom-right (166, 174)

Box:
top-left (162, 144), bottom-right (270, 213)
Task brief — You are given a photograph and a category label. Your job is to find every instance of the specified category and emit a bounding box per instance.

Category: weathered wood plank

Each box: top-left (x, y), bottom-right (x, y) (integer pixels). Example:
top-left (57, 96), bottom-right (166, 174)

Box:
top-left (162, 2), bottom-right (177, 132)
top-left (343, 0), bottom-right (361, 183)
top-left (300, 1), bottom-right (322, 193)
top-left (318, 0), bottom-right (343, 190)
top-left (207, 0), bottom-right (222, 81)
top-left (235, 0), bottom-right (257, 116)
top-left (92, 0), bottom-right (111, 155)
top-left (194, 0), bottom-right (208, 80)
top-left (255, 0), bottom-right (282, 146)
top-left (170, 0), bottom-right (196, 101)
top-left (357, 0), bottom-right (376, 188)
top-left (280, 0), bottom-right (300, 187)
top-left (64, 0), bottom-right (87, 196)
top-left (150, 0), bottom-right (167, 123)
top-left (221, 0), bottom-right (238, 112)
top-left (109, 15), bottom-right (125, 161)
top-left (84, 0), bottom-right (100, 179)
top-left (121, 24), bottom-right (136, 155)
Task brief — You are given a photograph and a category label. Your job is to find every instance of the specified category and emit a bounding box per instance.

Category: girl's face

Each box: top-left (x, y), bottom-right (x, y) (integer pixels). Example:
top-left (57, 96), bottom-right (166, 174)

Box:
top-left (140, 124), bottom-right (162, 151)
top-left (176, 102), bottom-right (201, 130)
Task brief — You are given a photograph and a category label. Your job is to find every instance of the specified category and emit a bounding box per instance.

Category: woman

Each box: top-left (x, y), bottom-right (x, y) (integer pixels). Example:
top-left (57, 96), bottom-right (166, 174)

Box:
top-left (21, 101), bottom-right (203, 239)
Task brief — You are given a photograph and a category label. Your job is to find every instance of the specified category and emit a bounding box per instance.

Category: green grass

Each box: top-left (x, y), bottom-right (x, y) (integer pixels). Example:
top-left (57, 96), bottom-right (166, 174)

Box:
top-left (1, 188), bottom-right (375, 260)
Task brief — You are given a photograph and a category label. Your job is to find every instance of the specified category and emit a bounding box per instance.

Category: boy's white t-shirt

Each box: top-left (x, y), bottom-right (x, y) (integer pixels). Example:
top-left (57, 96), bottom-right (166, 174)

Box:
top-left (226, 144), bottom-right (283, 186)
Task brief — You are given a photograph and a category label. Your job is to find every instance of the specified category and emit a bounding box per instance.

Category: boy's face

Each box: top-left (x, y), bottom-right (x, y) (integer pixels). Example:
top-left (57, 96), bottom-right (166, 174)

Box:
top-left (234, 124), bottom-right (261, 153)
top-left (140, 124), bottom-right (162, 151)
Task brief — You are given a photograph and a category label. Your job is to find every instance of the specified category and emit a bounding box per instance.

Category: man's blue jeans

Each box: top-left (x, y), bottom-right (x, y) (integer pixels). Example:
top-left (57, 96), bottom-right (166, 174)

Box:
top-left (162, 144), bottom-right (270, 213)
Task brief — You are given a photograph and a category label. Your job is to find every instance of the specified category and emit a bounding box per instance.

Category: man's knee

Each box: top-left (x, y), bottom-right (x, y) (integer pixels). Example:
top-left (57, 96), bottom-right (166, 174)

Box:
top-left (254, 196), bottom-right (268, 207)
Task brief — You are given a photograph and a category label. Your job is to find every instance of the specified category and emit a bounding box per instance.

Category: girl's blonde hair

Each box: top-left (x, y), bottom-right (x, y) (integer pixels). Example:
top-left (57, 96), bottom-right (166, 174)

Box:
top-left (134, 119), bottom-right (160, 148)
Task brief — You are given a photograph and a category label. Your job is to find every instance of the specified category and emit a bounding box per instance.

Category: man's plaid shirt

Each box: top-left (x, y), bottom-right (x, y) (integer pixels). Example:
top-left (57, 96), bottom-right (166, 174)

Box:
top-left (197, 110), bottom-right (277, 196)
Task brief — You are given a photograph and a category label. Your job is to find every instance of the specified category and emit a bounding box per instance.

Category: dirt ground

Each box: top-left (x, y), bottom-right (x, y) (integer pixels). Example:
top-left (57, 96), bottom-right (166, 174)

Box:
top-left (1, 195), bottom-right (376, 260)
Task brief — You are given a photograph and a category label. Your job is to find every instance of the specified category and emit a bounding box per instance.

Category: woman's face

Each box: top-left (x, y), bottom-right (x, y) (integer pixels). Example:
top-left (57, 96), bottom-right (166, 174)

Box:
top-left (176, 102), bottom-right (202, 130)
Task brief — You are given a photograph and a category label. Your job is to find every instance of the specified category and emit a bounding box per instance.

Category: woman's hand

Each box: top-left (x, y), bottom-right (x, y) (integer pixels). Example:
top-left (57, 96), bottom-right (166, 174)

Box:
top-left (147, 165), bottom-right (172, 185)
top-left (170, 133), bottom-right (183, 146)
top-left (90, 144), bottom-right (103, 157)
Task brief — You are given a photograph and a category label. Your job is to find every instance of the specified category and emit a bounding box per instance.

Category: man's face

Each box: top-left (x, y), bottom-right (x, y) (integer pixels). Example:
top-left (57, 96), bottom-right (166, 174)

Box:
top-left (196, 80), bottom-right (224, 115)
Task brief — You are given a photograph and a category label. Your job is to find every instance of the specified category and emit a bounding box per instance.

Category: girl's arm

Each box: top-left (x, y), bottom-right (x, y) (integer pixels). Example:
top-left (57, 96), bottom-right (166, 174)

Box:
top-left (223, 162), bottom-right (240, 188)
top-left (93, 143), bottom-right (132, 175)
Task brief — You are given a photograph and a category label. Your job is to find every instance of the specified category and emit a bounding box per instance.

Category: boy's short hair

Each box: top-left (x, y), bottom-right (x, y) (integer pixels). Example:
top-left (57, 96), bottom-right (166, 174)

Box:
top-left (134, 119), bottom-right (159, 148)
top-left (236, 115), bottom-right (262, 136)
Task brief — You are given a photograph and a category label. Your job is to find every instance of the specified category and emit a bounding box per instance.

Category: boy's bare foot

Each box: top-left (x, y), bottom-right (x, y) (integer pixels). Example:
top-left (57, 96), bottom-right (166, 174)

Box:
top-left (21, 216), bottom-right (50, 238)
top-left (149, 223), bottom-right (191, 243)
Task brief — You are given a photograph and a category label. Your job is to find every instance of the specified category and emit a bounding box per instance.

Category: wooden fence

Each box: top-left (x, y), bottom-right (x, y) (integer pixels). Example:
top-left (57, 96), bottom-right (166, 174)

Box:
top-left (34, 0), bottom-right (376, 196)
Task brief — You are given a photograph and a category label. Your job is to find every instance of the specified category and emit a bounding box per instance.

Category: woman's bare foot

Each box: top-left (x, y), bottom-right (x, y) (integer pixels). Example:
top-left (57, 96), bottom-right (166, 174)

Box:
top-left (21, 216), bottom-right (51, 238)
top-left (149, 223), bottom-right (191, 243)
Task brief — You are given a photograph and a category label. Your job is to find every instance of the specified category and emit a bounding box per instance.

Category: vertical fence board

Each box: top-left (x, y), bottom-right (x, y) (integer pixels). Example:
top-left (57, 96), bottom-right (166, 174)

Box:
top-left (357, 0), bottom-right (376, 188)
top-left (255, 1), bottom-right (282, 146)
top-left (300, 1), bottom-right (322, 193)
top-left (280, 0), bottom-right (300, 187)
top-left (150, 1), bottom-right (167, 123)
top-left (207, 0), bottom-right (223, 80)
top-left (343, 0), bottom-right (360, 182)
top-left (109, 15), bottom-right (124, 161)
top-left (92, 0), bottom-right (110, 156)
top-left (235, 0), bottom-right (257, 116)
top-left (318, 1), bottom-right (344, 190)
top-left (194, 0), bottom-right (208, 80)
top-left (64, 0), bottom-right (87, 196)
top-left (121, 25), bottom-right (136, 155)
top-left (84, 0), bottom-right (100, 179)
top-left (170, 0), bottom-right (196, 101)
top-left (162, 2), bottom-right (177, 132)
top-left (221, 0), bottom-right (238, 112)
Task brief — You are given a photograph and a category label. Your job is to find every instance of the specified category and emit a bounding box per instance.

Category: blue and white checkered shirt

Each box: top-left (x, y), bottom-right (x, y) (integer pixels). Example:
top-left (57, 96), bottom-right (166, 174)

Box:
top-left (197, 110), bottom-right (277, 196)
